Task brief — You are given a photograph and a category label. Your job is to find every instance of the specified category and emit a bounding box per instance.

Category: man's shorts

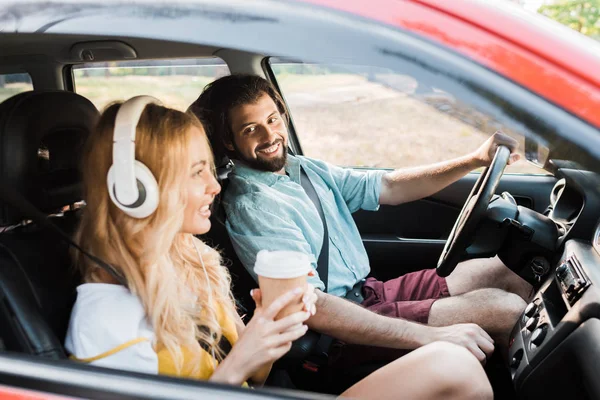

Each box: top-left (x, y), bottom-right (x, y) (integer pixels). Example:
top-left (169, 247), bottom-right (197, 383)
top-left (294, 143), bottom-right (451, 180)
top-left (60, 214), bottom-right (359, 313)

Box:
top-left (362, 268), bottom-right (450, 323)
top-left (328, 269), bottom-right (450, 370)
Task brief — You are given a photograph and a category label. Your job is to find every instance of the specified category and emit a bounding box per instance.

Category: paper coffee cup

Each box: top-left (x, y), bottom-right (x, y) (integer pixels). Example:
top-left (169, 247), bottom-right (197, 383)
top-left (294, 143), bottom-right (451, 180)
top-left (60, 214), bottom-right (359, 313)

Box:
top-left (254, 250), bottom-right (313, 320)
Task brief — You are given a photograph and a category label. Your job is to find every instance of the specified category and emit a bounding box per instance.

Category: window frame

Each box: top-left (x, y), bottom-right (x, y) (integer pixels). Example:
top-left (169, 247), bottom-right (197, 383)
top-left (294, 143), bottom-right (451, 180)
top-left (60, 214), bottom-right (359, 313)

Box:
top-left (262, 57), bottom-right (304, 156)
top-left (0, 71), bottom-right (35, 101)
top-left (63, 65), bottom-right (75, 92)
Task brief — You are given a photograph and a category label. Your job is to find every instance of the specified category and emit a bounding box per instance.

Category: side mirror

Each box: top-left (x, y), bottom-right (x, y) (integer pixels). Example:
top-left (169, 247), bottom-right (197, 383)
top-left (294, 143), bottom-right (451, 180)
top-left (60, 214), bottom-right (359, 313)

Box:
top-left (524, 136), bottom-right (550, 168)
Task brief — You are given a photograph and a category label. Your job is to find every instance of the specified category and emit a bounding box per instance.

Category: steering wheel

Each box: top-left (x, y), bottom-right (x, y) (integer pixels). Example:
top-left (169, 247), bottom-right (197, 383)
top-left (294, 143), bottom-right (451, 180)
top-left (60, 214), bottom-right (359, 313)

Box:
top-left (436, 145), bottom-right (511, 277)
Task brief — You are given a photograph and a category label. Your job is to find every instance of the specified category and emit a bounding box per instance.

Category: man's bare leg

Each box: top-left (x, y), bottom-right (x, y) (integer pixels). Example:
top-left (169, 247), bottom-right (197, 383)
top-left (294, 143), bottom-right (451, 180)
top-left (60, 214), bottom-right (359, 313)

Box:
top-left (428, 288), bottom-right (526, 349)
top-left (342, 342), bottom-right (492, 400)
top-left (447, 256), bottom-right (534, 301)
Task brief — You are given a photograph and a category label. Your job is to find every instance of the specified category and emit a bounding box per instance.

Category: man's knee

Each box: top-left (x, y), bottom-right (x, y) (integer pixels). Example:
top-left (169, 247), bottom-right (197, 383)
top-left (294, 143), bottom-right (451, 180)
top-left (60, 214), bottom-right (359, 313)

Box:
top-left (481, 288), bottom-right (526, 320)
top-left (421, 342), bottom-right (493, 400)
top-left (503, 291), bottom-right (527, 316)
top-left (448, 256), bottom-right (516, 295)
top-left (428, 288), bottom-right (526, 338)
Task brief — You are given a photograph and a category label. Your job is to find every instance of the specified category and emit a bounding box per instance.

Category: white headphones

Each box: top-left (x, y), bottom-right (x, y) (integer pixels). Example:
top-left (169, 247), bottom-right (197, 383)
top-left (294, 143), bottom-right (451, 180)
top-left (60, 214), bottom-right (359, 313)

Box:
top-left (107, 96), bottom-right (161, 219)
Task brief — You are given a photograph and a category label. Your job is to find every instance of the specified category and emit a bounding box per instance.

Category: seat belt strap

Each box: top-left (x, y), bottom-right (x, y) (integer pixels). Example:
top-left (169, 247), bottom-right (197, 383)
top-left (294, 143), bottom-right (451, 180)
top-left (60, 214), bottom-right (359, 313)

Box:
top-left (298, 166), bottom-right (329, 293)
top-left (0, 182), bottom-right (127, 286)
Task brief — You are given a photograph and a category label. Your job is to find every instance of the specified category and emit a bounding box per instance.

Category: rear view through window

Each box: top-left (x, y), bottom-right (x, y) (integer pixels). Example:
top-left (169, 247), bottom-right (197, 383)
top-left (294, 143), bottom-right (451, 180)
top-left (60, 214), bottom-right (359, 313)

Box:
top-left (73, 58), bottom-right (230, 111)
top-left (0, 73), bottom-right (33, 102)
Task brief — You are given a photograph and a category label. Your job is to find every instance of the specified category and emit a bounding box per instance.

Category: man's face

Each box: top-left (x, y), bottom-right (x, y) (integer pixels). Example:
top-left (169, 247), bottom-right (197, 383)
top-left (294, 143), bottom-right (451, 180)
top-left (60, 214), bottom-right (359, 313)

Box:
top-left (227, 93), bottom-right (288, 172)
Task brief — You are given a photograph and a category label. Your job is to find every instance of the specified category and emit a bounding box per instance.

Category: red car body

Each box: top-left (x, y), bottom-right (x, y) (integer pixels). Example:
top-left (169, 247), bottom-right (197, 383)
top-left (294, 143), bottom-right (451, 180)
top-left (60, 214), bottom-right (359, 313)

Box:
top-left (301, 0), bottom-right (600, 128)
top-left (0, 0), bottom-right (599, 399)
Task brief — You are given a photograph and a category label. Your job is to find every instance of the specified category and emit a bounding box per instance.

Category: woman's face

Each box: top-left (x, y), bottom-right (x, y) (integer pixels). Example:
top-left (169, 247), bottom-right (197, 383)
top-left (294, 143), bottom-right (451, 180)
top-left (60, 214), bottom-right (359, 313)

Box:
top-left (181, 127), bottom-right (221, 235)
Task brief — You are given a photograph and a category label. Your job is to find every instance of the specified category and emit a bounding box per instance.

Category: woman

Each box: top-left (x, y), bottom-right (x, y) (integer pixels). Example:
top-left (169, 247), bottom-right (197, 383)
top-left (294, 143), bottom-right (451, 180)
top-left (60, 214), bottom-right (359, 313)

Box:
top-left (65, 98), bottom-right (492, 399)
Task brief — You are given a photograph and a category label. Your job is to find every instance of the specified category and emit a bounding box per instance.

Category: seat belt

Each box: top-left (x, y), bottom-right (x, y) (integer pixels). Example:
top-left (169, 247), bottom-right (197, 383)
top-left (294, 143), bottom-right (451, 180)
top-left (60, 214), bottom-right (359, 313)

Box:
top-left (0, 182), bottom-right (127, 286)
top-left (298, 166), bottom-right (334, 363)
top-left (299, 166), bottom-right (329, 293)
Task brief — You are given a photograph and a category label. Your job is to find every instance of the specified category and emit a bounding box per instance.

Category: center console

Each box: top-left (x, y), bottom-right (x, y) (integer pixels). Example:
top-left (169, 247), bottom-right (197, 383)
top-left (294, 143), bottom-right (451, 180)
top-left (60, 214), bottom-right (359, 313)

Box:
top-left (508, 240), bottom-right (600, 399)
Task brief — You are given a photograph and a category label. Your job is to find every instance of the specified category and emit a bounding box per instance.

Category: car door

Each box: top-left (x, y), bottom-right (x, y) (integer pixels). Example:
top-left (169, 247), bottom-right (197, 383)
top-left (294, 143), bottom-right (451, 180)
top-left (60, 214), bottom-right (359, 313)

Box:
top-left (266, 59), bottom-right (558, 280)
top-left (0, 352), bottom-right (328, 400)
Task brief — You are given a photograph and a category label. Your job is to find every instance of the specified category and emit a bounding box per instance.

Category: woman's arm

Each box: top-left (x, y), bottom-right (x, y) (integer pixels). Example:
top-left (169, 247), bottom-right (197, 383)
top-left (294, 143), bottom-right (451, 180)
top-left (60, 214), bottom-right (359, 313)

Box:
top-left (234, 311), bottom-right (273, 385)
top-left (210, 314), bottom-right (271, 386)
top-left (211, 287), bottom-right (317, 386)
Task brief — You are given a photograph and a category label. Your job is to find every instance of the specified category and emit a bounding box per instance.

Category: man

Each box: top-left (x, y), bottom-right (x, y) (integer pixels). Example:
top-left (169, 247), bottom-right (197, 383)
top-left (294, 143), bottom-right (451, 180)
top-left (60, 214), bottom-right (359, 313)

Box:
top-left (189, 74), bottom-right (530, 365)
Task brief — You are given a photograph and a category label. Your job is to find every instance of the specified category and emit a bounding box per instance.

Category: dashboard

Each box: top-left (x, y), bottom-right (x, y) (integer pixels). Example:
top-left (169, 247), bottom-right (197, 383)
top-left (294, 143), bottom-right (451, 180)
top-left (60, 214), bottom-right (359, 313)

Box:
top-left (509, 168), bottom-right (600, 400)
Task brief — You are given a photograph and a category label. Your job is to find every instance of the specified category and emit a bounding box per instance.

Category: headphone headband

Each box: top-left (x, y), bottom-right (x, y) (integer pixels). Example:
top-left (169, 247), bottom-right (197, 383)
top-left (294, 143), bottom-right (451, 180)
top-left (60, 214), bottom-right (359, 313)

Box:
top-left (107, 96), bottom-right (162, 219)
top-left (111, 96), bottom-right (160, 205)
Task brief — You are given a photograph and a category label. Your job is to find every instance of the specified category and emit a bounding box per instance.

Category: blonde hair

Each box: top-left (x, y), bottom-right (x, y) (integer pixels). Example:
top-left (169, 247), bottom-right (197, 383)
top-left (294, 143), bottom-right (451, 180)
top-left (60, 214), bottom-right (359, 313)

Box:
top-left (74, 102), bottom-right (238, 372)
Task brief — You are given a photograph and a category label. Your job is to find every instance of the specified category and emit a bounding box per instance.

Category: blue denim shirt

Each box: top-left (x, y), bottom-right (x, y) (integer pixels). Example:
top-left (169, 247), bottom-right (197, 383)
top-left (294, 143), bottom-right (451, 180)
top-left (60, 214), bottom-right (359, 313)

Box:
top-left (223, 155), bottom-right (386, 297)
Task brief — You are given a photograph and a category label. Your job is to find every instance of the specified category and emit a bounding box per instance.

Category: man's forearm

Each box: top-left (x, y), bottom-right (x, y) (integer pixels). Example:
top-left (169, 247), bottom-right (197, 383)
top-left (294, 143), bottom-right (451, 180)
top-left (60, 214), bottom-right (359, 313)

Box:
top-left (379, 154), bottom-right (483, 206)
top-left (307, 291), bottom-right (433, 349)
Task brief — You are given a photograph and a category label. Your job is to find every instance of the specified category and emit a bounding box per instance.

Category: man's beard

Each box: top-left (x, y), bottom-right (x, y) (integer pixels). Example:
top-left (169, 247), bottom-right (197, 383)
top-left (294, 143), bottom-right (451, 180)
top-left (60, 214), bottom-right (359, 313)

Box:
top-left (234, 139), bottom-right (287, 172)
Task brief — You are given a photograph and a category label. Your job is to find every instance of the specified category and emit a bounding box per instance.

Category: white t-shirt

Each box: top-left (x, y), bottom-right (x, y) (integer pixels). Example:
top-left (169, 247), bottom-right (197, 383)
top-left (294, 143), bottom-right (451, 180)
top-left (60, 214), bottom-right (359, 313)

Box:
top-left (64, 283), bottom-right (158, 374)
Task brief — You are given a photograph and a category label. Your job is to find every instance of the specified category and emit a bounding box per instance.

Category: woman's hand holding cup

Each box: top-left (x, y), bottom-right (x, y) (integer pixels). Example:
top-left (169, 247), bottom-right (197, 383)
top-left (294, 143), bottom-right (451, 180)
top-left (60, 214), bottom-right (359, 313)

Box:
top-left (301, 282), bottom-right (317, 317)
top-left (223, 250), bottom-right (318, 382)
top-left (226, 286), bottom-right (314, 382)
top-left (253, 250), bottom-right (317, 320)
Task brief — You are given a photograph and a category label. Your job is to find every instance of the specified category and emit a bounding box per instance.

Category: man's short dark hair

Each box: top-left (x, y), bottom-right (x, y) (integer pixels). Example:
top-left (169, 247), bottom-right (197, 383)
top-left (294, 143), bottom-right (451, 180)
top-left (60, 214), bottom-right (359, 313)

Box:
top-left (188, 74), bottom-right (288, 167)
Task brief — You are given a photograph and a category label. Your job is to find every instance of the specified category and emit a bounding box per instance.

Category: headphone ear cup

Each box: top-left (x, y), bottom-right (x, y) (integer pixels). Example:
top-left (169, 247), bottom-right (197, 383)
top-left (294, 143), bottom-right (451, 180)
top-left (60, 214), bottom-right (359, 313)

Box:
top-left (107, 160), bottom-right (159, 219)
top-left (132, 161), bottom-right (159, 218)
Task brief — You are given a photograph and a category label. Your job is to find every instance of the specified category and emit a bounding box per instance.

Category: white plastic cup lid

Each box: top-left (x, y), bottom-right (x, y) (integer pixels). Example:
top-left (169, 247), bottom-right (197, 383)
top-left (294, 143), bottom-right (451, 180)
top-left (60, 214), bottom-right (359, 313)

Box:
top-left (254, 250), bottom-right (313, 279)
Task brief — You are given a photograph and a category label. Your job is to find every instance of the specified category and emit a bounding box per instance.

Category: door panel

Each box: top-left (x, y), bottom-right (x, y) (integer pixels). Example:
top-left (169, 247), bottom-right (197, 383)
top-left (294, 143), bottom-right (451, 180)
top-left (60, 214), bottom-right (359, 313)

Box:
top-left (0, 353), bottom-right (325, 400)
top-left (354, 173), bottom-right (557, 280)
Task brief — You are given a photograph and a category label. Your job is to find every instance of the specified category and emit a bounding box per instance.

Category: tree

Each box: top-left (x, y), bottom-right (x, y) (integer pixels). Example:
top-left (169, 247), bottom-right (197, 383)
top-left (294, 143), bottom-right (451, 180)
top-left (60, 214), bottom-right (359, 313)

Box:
top-left (539, 0), bottom-right (600, 39)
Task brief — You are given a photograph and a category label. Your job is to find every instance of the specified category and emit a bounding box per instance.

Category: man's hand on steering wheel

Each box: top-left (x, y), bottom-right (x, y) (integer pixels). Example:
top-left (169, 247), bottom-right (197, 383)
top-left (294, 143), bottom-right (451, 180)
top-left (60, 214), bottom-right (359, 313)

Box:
top-left (437, 131), bottom-right (520, 278)
top-left (472, 131), bottom-right (520, 167)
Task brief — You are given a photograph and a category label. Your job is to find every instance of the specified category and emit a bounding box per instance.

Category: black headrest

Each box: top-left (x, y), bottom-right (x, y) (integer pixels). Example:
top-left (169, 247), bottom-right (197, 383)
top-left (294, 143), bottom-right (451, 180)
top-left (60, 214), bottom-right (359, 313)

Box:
top-left (0, 91), bottom-right (99, 226)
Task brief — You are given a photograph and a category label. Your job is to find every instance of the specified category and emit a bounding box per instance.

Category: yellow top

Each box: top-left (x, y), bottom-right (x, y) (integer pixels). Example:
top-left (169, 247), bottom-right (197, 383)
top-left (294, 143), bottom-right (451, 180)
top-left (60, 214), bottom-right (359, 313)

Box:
top-left (65, 283), bottom-right (246, 385)
top-left (155, 306), bottom-right (239, 380)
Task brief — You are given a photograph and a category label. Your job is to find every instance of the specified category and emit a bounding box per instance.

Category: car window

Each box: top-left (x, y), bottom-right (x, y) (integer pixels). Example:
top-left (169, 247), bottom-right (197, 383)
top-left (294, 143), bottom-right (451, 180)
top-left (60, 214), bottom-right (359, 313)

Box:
top-left (0, 73), bottom-right (33, 102)
top-left (268, 59), bottom-right (547, 174)
top-left (73, 58), bottom-right (230, 112)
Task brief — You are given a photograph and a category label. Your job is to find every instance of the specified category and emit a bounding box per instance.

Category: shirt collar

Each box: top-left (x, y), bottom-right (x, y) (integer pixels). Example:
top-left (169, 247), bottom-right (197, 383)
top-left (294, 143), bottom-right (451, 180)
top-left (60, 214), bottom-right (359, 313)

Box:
top-left (232, 155), bottom-right (302, 186)
top-left (286, 155), bottom-right (302, 183)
